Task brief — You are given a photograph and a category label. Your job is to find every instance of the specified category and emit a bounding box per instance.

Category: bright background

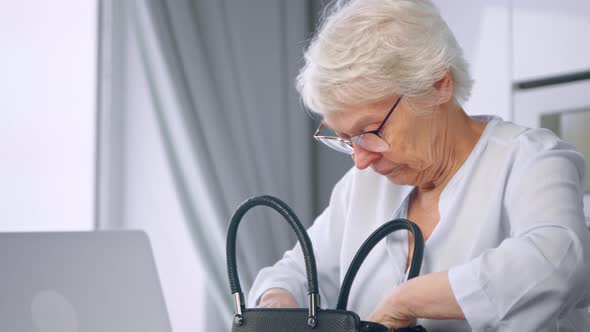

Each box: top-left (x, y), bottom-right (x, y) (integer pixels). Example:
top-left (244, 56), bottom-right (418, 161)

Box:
top-left (1, 1), bottom-right (589, 331)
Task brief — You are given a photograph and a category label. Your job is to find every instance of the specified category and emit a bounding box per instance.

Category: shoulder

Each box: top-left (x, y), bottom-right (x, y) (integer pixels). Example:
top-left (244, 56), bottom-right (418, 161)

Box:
top-left (482, 118), bottom-right (584, 167)
top-left (482, 119), bottom-right (587, 200)
top-left (491, 120), bottom-right (585, 175)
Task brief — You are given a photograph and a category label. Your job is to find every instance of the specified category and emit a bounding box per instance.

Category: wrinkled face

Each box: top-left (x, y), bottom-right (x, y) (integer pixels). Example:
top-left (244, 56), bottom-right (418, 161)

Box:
top-left (323, 96), bottom-right (449, 187)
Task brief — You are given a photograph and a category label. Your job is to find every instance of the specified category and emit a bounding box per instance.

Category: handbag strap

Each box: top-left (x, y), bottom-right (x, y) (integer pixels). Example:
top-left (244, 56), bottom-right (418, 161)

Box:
top-left (226, 195), bottom-right (321, 327)
top-left (336, 218), bottom-right (424, 310)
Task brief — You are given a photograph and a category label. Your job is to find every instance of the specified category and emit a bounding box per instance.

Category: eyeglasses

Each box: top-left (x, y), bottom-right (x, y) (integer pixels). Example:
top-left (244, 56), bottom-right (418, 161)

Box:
top-left (313, 96), bottom-right (402, 155)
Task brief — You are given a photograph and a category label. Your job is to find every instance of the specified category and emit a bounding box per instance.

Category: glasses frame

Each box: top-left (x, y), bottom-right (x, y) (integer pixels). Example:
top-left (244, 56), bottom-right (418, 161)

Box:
top-left (313, 96), bottom-right (403, 154)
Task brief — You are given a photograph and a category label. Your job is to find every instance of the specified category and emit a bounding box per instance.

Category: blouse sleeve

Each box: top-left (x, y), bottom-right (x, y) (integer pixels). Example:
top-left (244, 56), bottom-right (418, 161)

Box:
top-left (247, 168), bottom-right (355, 309)
top-left (448, 129), bottom-right (590, 331)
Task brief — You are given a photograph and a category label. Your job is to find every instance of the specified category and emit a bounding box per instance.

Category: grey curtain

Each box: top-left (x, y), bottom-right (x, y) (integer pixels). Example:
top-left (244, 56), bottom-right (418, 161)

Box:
top-left (96, 0), bottom-right (354, 330)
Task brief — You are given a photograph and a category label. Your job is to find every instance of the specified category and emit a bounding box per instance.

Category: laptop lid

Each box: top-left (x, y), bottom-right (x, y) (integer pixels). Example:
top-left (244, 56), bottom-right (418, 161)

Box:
top-left (0, 231), bottom-right (172, 332)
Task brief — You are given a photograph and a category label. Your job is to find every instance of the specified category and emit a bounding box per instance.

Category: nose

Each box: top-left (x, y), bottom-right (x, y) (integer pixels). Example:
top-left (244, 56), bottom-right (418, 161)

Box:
top-left (352, 143), bottom-right (381, 169)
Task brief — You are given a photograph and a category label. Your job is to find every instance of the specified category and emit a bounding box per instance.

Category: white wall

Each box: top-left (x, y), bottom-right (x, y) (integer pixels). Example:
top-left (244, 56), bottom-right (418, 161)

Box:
top-left (512, 0), bottom-right (590, 81)
top-left (434, 0), bottom-right (512, 120)
top-left (0, 1), bottom-right (97, 231)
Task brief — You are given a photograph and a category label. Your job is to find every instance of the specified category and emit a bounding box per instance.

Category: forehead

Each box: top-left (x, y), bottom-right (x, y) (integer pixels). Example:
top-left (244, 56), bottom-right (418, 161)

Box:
top-left (323, 100), bottom-right (390, 134)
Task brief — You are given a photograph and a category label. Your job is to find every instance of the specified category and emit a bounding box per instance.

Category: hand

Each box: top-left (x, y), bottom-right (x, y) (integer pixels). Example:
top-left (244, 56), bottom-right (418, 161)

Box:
top-left (367, 287), bottom-right (416, 330)
top-left (256, 288), bottom-right (299, 308)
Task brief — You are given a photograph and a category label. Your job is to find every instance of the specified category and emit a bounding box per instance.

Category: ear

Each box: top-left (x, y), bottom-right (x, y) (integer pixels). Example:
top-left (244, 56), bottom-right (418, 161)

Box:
top-left (433, 70), bottom-right (454, 104)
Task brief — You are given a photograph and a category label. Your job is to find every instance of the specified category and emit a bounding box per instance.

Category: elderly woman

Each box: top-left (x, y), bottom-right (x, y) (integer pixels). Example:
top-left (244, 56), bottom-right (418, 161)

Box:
top-left (247, 0), bottom-right (590, 330)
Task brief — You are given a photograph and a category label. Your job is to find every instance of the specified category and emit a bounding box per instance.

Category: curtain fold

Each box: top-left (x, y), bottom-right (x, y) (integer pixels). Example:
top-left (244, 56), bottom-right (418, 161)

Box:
top-left (98, 0), bottom-right (317, 330)
top-left (131, 0), bottom-right (231, 317)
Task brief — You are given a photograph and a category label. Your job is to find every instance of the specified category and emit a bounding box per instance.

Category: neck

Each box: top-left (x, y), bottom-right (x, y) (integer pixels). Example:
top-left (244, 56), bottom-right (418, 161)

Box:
top-left (415, 101), bottom-right (485, 199)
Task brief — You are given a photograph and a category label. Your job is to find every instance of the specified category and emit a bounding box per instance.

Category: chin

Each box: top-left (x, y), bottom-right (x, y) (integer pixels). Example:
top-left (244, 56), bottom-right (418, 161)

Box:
top-left (385, 170), bottom-right (418, 186)
top-left (387, 175), bottom-right (414, 186)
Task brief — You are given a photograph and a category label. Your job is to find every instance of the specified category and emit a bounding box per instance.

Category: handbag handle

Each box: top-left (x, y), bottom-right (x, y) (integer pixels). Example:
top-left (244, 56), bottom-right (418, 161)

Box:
top-left (226, 195), bottom-right (321, 327)
top-left (336, 219), bottom-right (424, 310)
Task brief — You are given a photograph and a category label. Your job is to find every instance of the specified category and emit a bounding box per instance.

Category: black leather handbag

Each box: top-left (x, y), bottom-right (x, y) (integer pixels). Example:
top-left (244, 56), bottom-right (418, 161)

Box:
top-left (226, 195), bottom-right (427, 331)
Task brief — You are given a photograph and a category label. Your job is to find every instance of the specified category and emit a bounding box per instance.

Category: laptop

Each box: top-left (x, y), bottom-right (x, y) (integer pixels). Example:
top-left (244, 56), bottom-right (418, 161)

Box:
top-left (0, 231), bottom-right (172, 332)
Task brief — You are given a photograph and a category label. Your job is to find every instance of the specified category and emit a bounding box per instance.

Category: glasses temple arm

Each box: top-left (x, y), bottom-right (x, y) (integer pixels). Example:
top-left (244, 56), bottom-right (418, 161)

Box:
top-left (375, 96), bottom-right (402, 132)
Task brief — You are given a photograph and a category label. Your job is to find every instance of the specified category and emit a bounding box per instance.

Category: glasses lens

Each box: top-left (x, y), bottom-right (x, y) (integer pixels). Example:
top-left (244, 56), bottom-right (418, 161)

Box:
top-left (315, 137), bottom-right (354, 154)
top-left (351, 133), bottom-right (389, 152)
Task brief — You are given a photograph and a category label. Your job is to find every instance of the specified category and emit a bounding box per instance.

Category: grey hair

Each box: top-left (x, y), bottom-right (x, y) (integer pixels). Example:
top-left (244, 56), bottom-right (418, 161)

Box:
top-left (296, 0), bottom-right (473, 115)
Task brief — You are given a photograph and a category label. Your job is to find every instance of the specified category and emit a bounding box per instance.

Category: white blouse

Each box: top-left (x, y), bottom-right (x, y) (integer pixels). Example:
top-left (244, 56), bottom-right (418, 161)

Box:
top-left (248, 116), bottom-right (590, 331)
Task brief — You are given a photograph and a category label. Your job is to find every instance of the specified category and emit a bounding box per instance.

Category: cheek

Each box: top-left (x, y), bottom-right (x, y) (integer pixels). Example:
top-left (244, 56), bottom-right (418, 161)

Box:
top-left (383, 143), bottom-right (435, 172)
top-left (384, 123), bottom-right (441, 167)
top-left (385, 166), bottom-right (422, 186)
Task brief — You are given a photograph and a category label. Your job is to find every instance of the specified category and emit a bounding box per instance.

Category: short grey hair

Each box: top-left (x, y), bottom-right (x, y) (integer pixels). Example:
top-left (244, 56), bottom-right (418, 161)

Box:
top-left (296, 0), bottom-right (473, 115)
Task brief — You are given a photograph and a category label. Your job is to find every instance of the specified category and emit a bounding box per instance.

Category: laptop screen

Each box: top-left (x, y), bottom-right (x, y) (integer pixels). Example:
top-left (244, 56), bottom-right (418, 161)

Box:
top-left (0, 231), bottom-right (172, 332)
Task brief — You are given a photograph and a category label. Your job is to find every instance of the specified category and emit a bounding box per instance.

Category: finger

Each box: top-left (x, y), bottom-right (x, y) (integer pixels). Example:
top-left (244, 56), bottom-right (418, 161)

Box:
top-left (256, 300), bottom-right (280, 308)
